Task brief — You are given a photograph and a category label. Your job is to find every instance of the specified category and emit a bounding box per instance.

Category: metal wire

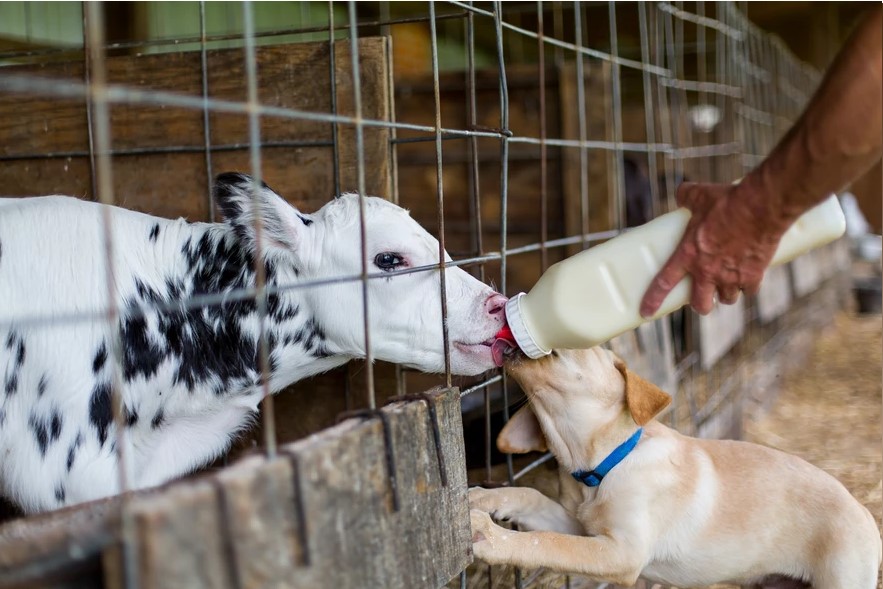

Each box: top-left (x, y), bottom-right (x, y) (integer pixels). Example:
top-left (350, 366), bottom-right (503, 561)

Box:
top-left (429, 0), bottom-right (453, 386)
top-left (348, 0), bottom-right (375, 409)
top-left (199, 1), bottom-right (215, 223)
top-left (83, 6), bottom-right (138, 588)
top-left (241, 0), bottom-right (277, 460)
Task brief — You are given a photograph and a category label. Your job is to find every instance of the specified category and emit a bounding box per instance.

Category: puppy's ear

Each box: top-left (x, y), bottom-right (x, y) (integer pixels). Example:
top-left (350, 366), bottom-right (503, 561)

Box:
top-left (614, 359), bottom-right (671, 426)
top-left (497, 405), bottom-right (548, 454)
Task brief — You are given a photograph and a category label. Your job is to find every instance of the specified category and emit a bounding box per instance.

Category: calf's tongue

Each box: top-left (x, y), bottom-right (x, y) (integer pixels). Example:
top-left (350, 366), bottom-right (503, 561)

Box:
top-left (491, 325), bottom-right (518, 367)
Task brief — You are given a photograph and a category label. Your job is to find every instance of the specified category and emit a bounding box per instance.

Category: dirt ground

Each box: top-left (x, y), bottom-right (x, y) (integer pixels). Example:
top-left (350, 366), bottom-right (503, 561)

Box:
top-left (745, 309), bottom-right (883, 588)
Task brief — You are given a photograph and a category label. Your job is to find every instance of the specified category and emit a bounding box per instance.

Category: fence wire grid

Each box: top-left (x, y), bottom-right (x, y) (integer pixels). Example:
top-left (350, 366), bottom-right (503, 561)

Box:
top-left (0, 2), bottom-right (838, 589)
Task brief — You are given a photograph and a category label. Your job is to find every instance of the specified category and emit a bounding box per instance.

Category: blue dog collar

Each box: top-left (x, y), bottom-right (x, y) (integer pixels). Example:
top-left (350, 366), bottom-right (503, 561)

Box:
top-left (571, 428), bottom-right (643, 487)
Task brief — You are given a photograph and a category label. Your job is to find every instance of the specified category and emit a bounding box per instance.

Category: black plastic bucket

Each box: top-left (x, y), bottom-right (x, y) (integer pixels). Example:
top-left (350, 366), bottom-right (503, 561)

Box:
top-left (853, 277), bottom-right (882, 314)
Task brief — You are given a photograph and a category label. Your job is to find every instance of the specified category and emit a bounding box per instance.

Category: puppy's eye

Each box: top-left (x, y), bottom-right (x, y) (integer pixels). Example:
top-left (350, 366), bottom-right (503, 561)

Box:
top-left (374, 252), bottom-right (405, 272)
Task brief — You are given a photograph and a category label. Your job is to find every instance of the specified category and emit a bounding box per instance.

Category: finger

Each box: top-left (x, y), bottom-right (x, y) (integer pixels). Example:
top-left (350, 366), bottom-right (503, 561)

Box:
top-left (640, 255), bottom-right (689, 318)
top-left (691, 277), bottom-right (717, 315)
top-left (742, 279), bottom-right (762, 297)
top-left (675, 182), bottom-right (699, 208)
top-left (718, 286), bottom-right (740, 305)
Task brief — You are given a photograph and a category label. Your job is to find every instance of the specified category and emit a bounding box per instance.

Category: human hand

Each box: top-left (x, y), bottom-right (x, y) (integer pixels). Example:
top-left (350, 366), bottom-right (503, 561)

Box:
top-left (640, 181), bottom-right (789, 317)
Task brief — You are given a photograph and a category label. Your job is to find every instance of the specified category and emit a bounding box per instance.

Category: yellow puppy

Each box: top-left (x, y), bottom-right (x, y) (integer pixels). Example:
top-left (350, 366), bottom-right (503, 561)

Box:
top-left (470, 347), bottom-right (881, 588)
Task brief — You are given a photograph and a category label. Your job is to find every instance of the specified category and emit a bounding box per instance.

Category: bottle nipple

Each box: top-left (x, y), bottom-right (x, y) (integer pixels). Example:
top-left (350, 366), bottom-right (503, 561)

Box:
top-left (491, 324), bottom-right (519, 367)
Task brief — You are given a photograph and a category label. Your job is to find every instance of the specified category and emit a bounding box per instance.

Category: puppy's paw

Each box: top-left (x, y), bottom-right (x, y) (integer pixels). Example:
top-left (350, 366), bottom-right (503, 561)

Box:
top-left (470, 509), bottom-right (510, 564)
top-left (468, 486), bottom-right (500, 512)
top-left (468, 486), bottom-right (520, 524)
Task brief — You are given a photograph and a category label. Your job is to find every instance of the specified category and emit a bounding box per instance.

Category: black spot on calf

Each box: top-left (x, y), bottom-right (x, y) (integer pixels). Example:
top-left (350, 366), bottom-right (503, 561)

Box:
top-left (15, 340), bottom-right (24, 367)
top-left (89, 382), bottom-right (112, 446)
top-left (149, 223), bottom-right (160, 242)
top-left (67, 433), bottom-right (83, 472)
top-left (125, 406), bottom-right (139, 427)
top-left (5, 373), bottom-right (17, 396)
top-left (50, 410), bottom-right (62, 442)
top-left (54, 485), bottom-right (66, 503)
top-left (37, 374), bottom-right (48, 397)
top-left (297, 214), bottom-right (313, 227)
top-left (92, 342), bottom-right (107, 374)
top-left (29, 413), bottom-right (49, 457)
top-left (150, 409), bottom-right (165, 430)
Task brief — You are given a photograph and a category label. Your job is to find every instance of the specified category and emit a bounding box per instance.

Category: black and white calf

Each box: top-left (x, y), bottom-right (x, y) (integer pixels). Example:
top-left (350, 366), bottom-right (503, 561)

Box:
top-left (0, 173), bottom-right (506, 514)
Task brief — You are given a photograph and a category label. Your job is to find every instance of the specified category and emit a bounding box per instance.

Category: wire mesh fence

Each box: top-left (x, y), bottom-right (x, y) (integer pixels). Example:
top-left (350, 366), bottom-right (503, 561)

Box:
top-left (0, 2), bottom-right (848, 588)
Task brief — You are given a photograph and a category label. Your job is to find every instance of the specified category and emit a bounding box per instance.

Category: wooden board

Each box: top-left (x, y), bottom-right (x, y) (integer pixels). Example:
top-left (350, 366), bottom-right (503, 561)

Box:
top-left (0, 38), bottom-right (392, 218)
top-left (791, 251), bottom-right (823, 297)
top-left (698, 298), bottom-right (746, 370)
top-left (756, 264), bottom-right (792, 324)
top-left (0, 388), bottom-right (470, 589)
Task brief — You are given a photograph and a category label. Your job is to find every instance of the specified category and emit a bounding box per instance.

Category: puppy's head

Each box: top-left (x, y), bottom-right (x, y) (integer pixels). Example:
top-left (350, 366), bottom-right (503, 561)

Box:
top-left (499, 348), bottom-right (671, 456)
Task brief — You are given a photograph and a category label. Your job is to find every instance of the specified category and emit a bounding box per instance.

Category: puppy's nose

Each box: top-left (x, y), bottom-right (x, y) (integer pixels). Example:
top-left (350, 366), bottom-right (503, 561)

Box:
top-left (485, 293), bottom-right (508, 316)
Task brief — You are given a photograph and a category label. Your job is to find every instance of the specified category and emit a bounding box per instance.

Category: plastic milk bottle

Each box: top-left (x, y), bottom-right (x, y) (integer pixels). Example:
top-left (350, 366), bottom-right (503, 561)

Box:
top-left (498, 194), bottom-right (846, 359)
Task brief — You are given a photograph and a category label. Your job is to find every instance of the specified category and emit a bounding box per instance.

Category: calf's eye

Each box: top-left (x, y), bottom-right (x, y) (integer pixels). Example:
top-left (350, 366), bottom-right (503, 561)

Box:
top-left (374, 252), bottom-right (405, 271)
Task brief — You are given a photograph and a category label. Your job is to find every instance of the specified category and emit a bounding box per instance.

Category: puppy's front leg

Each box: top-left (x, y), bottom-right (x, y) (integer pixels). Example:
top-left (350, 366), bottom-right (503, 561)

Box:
top-left (469, 486), bottom-right (584, 535)
top-left (470, 510), bottom-right (644, 586)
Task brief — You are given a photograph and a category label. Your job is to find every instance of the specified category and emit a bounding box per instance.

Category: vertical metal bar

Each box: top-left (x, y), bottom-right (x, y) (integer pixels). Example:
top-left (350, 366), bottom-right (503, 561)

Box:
top-left (388, 2), bottom-right (403, 403)
top-left (607, 2), bottom-right (625, 231)
top-left (696, 1), bottom-right (711, 182)
top-left (329, 1), bottom-right (358, 410)
top-left (654, 4), bottom-right (676, 211)
top-left (199, 1), bottom-right (216, 222)
top-left (429, 0), bottom-right (453, 387)
top-left (573, 1), bottom-right (589, 249)
top-left (381, 1), bottom-right (400, 209)
top-left (638, 3), bottom-right (661, 219)
top-left (329, 1), bottom-right (341, 197)
top-left (83, 5), bottom-right (139, 588)
top-left (347, 1), bottom-right (376, 409)
top-left (537, 1), bottom-right (549, 272)
top-left (242, 1), bottom-right (277, 459)
top-left (492, 4), bottom-right (520, 588)
top-left (552, 1), bottom-right (564, 69)
top-left (464, 1), bottom-right (494, 490)
top-left (82, 4), bottom-right (98, 199)
top-left (465, 2), bottom-right (485, 282)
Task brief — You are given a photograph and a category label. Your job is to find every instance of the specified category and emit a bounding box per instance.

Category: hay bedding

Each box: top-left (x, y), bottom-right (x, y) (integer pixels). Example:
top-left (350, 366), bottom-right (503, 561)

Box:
top-left (456, 310), bottom-right (881, 589)
top-left (745, 310), bottom-right (882, 588)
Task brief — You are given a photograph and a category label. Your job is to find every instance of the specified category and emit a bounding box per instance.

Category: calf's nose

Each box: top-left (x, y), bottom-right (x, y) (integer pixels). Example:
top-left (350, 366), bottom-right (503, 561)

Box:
top-left (484, 293), bottom-right (508, 316)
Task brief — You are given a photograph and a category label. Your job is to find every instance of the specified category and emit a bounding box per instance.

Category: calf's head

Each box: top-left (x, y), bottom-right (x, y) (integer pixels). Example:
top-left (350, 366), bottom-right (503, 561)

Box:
top-left (214, 173), bottom-right (506, 376)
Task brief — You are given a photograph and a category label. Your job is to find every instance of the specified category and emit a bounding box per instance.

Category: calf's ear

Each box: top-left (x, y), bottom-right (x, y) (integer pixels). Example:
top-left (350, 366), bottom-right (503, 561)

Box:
top-left (214, 172), bottom-right (312, 253)
top-left (613, 358), bottom-right (671, 426)
top-left (497, 404), bottom-right (548, 454)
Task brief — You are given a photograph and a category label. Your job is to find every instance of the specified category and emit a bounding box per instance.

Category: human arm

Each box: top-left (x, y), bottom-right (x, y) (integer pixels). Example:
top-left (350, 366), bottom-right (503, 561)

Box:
top-left (640, 6), bottom-right (883, 317)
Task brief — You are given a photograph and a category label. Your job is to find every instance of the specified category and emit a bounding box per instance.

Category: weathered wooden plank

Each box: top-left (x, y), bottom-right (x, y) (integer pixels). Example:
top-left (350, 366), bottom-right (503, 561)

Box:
top-left (0, 38), bottom-right (392, 219)
top-left (791, 251), bottom-right (823, 297)
top-left (756, 264), bottom-right (792, 324)
top-left (0, 388), bottom-right (469, 589)
top-left (698, 298), bottom-right (745, 370)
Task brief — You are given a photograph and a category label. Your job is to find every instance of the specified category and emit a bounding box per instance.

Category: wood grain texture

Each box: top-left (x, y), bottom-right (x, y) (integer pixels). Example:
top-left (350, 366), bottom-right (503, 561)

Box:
top-left (0, 38), bottom-right (391, 218)
top-left (0, 388), bottom-right (471, 589)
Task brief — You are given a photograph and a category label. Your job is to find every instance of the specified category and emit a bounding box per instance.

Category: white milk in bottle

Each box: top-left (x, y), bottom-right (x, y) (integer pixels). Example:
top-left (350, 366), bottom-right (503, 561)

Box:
top-left (497, 194), bottom-right (846, 359)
